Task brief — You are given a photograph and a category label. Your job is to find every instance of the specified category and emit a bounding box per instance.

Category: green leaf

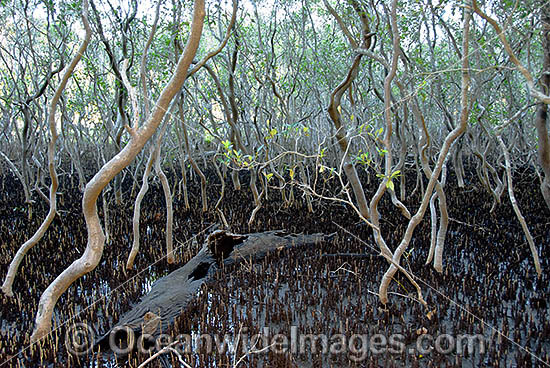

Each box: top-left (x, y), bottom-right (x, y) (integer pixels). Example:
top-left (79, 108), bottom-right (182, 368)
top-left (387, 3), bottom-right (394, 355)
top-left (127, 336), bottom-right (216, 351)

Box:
top-left (386, 180), bottom-right (394, 191)
top-left (391, 170), bottom-right (401, 179)
top-left (222, 140), bottom-right (232, 150)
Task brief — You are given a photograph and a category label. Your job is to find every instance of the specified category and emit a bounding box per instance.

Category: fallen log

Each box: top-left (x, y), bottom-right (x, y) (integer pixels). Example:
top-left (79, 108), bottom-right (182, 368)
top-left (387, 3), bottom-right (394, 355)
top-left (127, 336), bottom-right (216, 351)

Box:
top-left (96, 229), bottom-right (335, 352)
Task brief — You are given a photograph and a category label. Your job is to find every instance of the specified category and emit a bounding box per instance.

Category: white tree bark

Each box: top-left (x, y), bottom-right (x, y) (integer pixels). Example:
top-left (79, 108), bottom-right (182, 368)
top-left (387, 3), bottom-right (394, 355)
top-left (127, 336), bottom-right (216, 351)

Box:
top-left (367, 0), bottom-right (400, 261)
top-left (497, 137), bottom-right (541, 277)
top-left (472, 0), bottom-right (550, 105)
top-left (124, 4), bottom-right (172, 268)
top-left (379, 0), bottom-right (471, 304)
top-left (472, 0), bottom-right (544, 275)
top-left (127, 145), bottom-right (155, 270)
top-left (154, 140), bottom-right (175, 264)
top-left (1, 2), bottom-right (92, 297)
top-left (0, 150), bottom-right (29, 202)
top-left (433, 165), bottom-right (449, 272)
top-left (30, 0), bottom-right (205, 341)
top-left (325, 0), bottom-right (373, 220)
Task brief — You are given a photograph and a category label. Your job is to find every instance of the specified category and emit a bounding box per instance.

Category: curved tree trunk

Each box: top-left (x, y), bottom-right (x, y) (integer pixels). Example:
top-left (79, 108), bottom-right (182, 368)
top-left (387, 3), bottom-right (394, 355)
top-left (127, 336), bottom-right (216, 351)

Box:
top-left (379, 1), bottom-right (471, 304)
top-left (325, 0), bottom-right (372, 220)
top-left (30, 0), bottom-right (205, 341)
top-left (178, 98), bottom-right (208, 212)
top-left (2, 3), bottom-right (91, 297)
top-left (471, 1), bottom-right (550, 205)
top-left (154, 143), bottom-right (175, 264)
top-left (497, 135), bottom-right (541, 277)
top-left (127, 146), bottom-right (155, 270)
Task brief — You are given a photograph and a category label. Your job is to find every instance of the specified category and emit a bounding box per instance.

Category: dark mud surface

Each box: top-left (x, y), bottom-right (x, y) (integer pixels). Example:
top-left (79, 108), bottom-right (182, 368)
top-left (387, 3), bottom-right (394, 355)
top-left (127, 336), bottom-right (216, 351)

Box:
top-left (0, 167), bottom-right (549, 367)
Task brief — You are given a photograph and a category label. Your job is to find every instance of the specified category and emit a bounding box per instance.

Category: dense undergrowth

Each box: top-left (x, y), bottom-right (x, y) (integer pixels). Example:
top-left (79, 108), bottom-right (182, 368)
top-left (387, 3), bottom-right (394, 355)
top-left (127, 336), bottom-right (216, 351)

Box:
top-left (0, 165), bottom-right (549, 367)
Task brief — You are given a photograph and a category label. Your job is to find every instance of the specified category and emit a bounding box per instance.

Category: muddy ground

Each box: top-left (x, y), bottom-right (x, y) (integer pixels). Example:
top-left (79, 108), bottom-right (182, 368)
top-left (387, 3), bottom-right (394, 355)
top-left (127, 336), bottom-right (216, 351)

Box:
top-left (0, 167), bottom-right (549, 367)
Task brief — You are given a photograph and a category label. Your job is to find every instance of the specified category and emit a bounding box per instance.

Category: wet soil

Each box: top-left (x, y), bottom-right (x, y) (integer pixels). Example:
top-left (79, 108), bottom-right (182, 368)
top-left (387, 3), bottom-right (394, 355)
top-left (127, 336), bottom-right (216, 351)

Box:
top-left (0, 167), bottom-right (549, 367)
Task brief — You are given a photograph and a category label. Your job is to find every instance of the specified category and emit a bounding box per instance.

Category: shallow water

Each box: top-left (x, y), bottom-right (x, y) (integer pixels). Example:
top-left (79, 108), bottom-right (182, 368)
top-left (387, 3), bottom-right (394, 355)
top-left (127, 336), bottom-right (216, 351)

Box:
top-left (0, 169), bottom-right (549, 367)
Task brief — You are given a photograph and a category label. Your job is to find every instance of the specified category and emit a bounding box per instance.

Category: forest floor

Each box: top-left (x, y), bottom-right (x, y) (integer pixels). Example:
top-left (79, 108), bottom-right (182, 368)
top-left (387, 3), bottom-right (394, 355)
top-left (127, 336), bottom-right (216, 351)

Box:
top-left (0, 167), bottom-right (549, 367)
